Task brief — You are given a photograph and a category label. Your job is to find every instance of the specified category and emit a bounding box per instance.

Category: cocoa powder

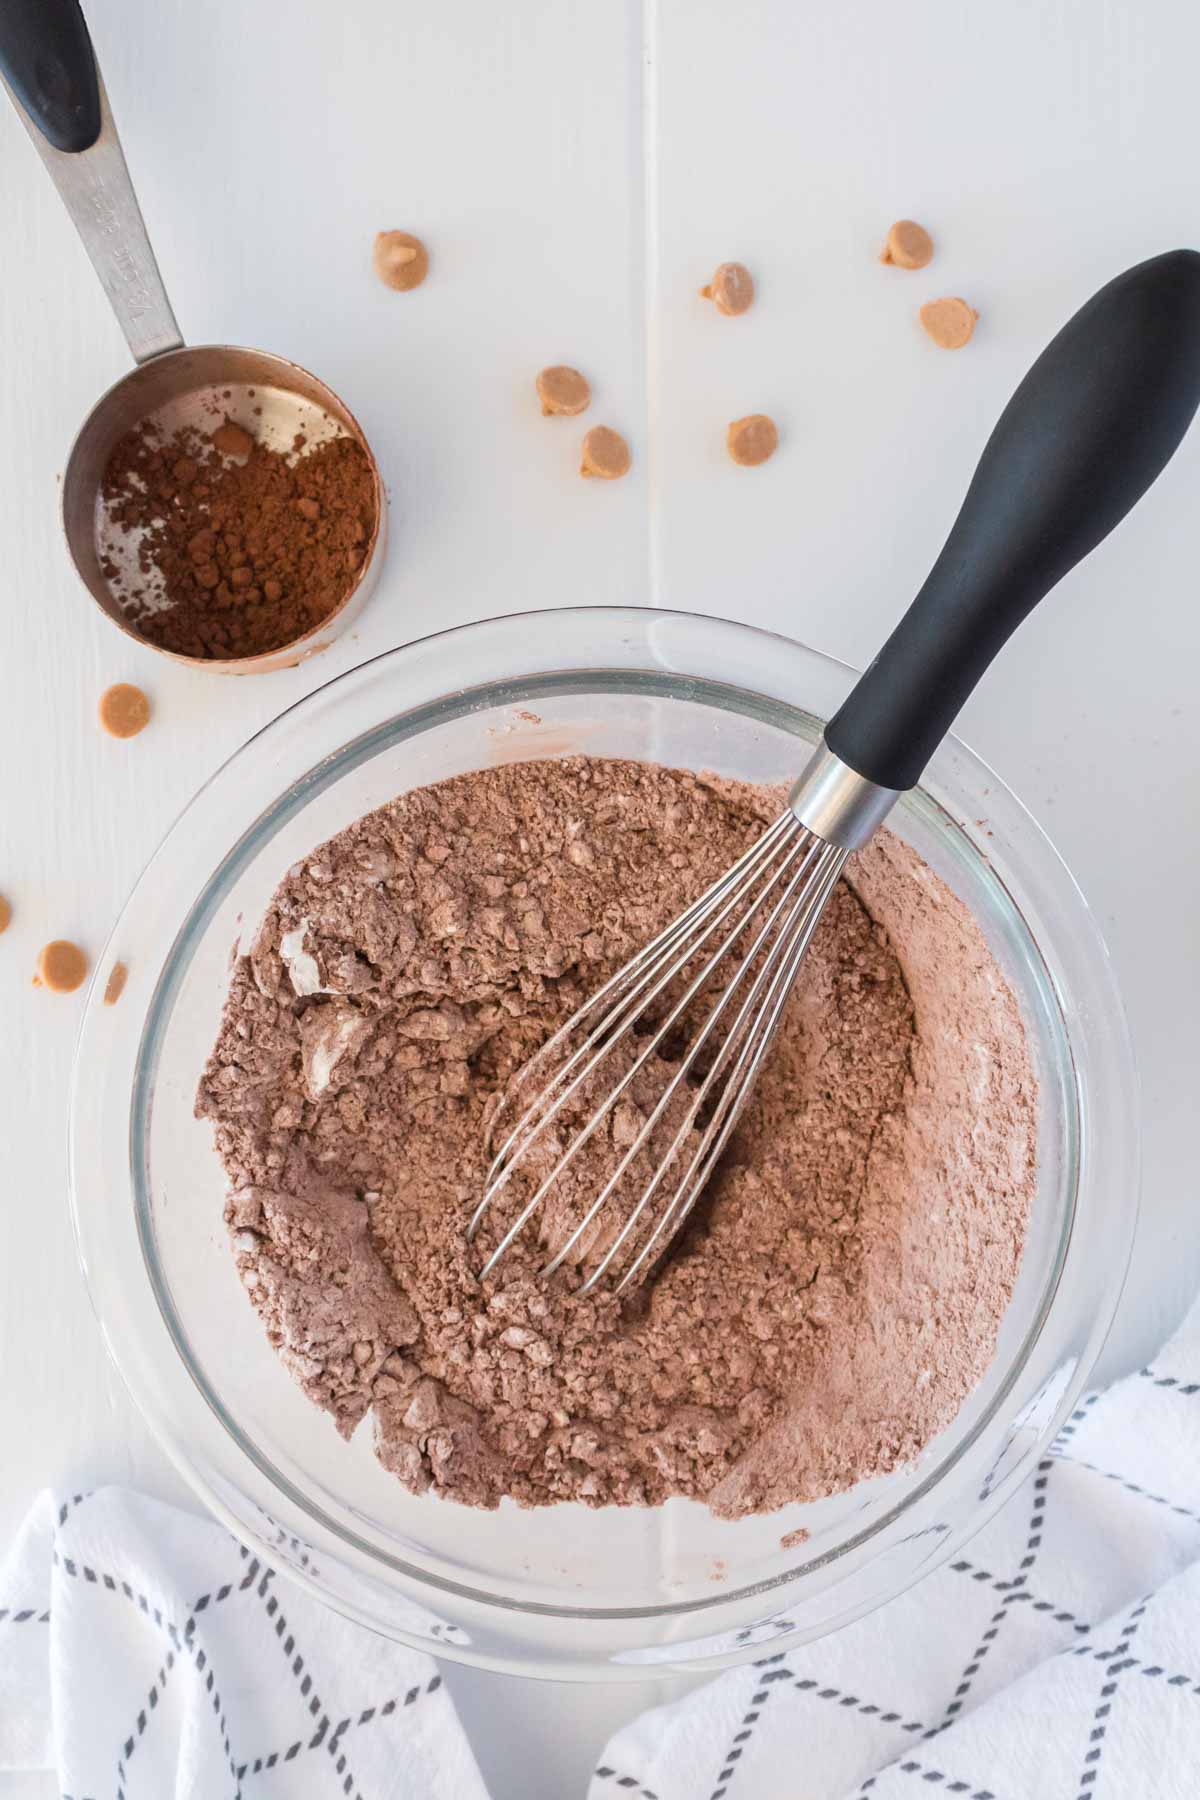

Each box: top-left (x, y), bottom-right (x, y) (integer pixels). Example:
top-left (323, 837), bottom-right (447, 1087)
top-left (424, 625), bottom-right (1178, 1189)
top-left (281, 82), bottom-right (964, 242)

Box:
top-left (100, 419), bottom-right (376, 660)
top-left (197, 756), bottom-right (1036, 1515)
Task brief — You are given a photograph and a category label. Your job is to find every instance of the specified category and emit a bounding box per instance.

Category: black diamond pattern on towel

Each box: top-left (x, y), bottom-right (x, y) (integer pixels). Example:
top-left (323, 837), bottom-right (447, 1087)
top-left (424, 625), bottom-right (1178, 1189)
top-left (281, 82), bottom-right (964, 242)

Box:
top-left (1051, 1393), bottom-right (1101, 1456)
top-left (707, 1654), bottom-right (793, 1799)
top-left (1139, 1367), bottom-right (1200, 1396)
top-left (705, 1654), bottom-right (931, 1800)
top-left (596, 1320), bottom-right (1200, 1797)
top-left (1073, 1593), bottom-right (1149, 1798)
top-left (57, 1492), bottom-right (94, 1529)
top-left (20, 1310), bottom-right (1200, 1800)
top-left (44, 1514), bottom-right (456, 1800)
top-left (859, 1756), bottom-right (996, 1796)
top-left (947, 1556), bottom-right (1093, 1634)
top-left (1058, 1455), bottom-right (1200, 1526)
top-left (923, 1461), bottom-right (1053, 1740)
top-left (236, 1674), bottom-right (444, 1794)
top-left (48, 1549), bottom-right (243, 1799)
top-left (248, 1571), bottom-right (368, 1800)
top-left (593, 1767), bottom-right (659, 1799)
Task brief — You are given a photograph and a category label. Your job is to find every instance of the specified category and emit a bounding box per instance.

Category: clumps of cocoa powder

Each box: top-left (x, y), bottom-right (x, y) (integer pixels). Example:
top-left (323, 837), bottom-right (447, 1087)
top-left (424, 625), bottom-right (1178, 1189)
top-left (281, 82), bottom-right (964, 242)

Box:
top-left (198, 756), bottom-right (1036, 1517)
top-left (100, 418), bottom-right (377, 661)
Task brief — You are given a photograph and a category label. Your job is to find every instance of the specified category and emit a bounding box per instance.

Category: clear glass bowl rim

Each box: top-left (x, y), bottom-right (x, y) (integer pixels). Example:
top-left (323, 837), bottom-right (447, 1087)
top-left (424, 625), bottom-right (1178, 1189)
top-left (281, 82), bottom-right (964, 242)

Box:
top-left (68, 604), bottom-right (1139, 1664)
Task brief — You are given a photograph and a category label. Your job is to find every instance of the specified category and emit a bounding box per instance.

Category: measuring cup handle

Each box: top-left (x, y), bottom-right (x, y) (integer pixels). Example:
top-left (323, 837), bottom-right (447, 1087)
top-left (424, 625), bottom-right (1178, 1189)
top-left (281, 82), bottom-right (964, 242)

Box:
top-left (0, 0), bottom-right (182, 363)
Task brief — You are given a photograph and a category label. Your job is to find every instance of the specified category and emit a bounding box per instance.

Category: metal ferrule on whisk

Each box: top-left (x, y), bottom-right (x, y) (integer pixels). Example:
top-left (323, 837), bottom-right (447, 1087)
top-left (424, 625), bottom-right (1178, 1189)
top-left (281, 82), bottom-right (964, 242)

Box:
top-left (787, 740), bottom-right (903, 851)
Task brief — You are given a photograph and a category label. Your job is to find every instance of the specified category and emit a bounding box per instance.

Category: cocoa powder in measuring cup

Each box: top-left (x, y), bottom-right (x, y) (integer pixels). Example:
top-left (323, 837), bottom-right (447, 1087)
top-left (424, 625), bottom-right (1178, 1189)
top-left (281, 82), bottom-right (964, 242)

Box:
top-left (101, 418), bottom-right (376, 661)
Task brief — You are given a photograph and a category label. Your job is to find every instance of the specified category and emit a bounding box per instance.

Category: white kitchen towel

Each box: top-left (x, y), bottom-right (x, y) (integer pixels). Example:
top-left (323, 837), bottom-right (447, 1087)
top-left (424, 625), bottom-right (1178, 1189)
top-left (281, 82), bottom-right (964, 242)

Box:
top-left (0, 1485), bottom-right (488, 1799)
top-left (5, 1299), bottom-right (1200, 1799)
top-left (589, 1289), bottom-right (1200, 1800)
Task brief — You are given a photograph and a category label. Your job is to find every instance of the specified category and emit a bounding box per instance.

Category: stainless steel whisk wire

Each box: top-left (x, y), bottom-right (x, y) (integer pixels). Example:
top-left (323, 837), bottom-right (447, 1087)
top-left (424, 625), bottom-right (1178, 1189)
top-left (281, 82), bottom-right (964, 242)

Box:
top-left (469, 807), bottom-right (847, 1293)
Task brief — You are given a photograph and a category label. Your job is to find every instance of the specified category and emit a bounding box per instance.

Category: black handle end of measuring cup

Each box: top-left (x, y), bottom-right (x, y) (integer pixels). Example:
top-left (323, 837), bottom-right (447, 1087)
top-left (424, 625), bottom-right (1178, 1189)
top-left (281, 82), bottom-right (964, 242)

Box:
top-left (0, 0), bottom-right (100, 153)
top-left (826, 249), bottom-right (1200, 792)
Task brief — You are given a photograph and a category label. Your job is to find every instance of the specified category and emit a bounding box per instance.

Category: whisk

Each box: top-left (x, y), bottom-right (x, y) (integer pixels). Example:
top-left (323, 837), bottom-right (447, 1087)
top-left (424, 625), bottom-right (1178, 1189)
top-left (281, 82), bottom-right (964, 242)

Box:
top-left (469, 249), bottom-right (1200, 1292)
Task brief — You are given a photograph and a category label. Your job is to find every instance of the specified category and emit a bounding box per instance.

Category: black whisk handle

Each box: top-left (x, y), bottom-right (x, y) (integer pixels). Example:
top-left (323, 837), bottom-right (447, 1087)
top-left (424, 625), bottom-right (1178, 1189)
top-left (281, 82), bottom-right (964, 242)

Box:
top-left (825, 249), bottom-right (1200, 793)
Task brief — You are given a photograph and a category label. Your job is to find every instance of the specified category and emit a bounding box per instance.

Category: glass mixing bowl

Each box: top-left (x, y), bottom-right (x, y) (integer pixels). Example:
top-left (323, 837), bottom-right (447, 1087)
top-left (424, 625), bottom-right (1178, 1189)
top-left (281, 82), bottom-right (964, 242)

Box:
top-left (70, 607), bottom-right (1137, 1678)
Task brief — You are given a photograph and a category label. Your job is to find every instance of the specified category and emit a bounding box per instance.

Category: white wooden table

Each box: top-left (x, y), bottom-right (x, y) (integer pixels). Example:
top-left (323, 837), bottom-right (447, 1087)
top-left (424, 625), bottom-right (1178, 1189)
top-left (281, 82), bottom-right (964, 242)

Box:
top-left (4, 1), bottom-right (1200, 1792)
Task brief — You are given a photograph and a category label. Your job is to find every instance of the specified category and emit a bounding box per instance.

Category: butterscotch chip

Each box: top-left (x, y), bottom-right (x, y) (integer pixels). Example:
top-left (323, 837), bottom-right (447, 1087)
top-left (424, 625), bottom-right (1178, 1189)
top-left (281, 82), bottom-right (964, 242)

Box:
top-left (536, 366), bottom-right (591, 417)
top-left (580, 426), bottom-right (631, 481)
top-left (920, 297), bottom-right (978, 349)
top-left (0, 894), bottom-right (10, 933)
top-left (103, 961), bottom-right (128, 1006)
top-left (211, 421), bottom-right (255, 460)
top-left (34, 940), bottom-right (88, 993)
top-left (700, 262), bottom-right (755, 316)
top-left (373, 230), bottom-right (429, 291)
top-left (880, 220), bottom-right (934, 270)
top-left (727, 413), bottom-right (779, 466)
top-left (98, 683), bottom-right (151, 739)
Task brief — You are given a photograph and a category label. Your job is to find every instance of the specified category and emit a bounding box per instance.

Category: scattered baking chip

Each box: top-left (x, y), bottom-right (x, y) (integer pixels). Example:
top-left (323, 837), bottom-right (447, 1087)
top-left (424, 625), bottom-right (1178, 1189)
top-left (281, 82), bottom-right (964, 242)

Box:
top-left (103, 961), bottom-right (128, 1006)
top-left (98, 682), bottom-right (151, 739)
top-left (880, 220), bottom-right (934, 270)
top-left (536, 365), bottom-right (591, 416)
top-left (727, 413), bottom-right (779, 466)
top-left (920, 297), bottom-right (978, 349)
top-left (0, 894), bottom-right (10, 933)
top-left (580, 426), bottom-right (631, 481)
top-left (34, 939), bottom-right (88, 993)
top-left (700, 262), bottom-right (755, 316)
top-left (373, 230), bottom-right (429, 291)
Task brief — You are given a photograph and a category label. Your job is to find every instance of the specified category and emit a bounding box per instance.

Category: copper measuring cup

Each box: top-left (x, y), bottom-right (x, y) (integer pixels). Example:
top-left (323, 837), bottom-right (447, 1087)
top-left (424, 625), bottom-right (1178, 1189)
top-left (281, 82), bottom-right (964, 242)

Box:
top-left (0, 0), bottom-right (386, 674)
